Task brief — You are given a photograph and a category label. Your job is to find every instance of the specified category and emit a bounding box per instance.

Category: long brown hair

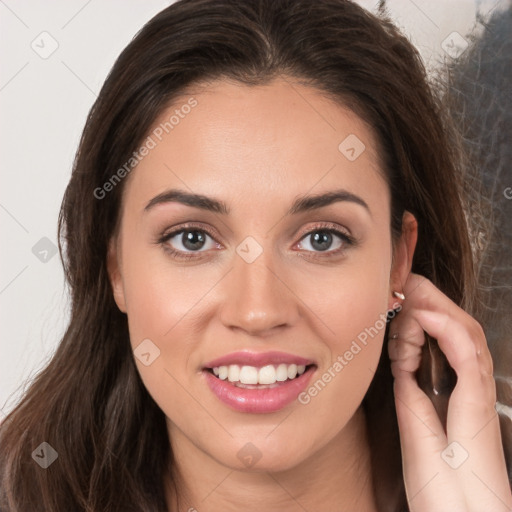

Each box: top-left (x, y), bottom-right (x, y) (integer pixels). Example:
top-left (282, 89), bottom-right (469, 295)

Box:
top-left (0, 1), bottom-right (493, 510)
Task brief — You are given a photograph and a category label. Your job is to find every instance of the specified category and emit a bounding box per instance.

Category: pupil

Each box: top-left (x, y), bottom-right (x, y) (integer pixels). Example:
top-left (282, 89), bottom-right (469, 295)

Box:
top-left (183, 230), bottom-right (205, 250)
top-left (311, 231), bottom-right (332, 251)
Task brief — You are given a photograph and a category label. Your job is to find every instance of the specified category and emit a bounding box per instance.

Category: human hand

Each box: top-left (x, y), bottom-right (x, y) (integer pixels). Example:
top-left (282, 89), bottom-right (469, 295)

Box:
top-left (388, 273), bottom-right (512, 512)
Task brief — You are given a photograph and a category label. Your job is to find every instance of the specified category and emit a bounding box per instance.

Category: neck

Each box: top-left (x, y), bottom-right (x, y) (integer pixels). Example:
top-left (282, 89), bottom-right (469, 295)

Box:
top-left (164, 405), bottom-right (378, 512)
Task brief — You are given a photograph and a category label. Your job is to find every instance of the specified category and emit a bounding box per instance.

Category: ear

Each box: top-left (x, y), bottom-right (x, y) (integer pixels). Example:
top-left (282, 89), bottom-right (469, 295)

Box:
top-left (388, 210), bottom-right (418, 310)
top-left (107, 236), bottom-right (127, 313)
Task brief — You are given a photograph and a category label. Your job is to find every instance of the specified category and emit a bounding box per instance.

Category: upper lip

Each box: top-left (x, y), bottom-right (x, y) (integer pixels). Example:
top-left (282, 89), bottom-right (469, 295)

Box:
top-left (203, 350), bottom-right (315, 369)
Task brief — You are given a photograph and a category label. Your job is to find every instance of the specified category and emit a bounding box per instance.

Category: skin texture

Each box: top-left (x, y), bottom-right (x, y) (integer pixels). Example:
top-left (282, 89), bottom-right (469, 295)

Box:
top-left (107, 77), bottom-right (511, 511)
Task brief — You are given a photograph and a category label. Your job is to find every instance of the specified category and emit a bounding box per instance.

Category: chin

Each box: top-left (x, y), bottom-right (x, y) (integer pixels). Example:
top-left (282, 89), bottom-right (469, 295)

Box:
top-left (211, 434), bottom-right (314, 473)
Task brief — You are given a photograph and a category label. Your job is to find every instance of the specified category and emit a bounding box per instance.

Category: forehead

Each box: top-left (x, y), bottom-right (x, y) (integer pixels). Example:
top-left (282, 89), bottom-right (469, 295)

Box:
top-left (122, 77), bottom-right (388, 216)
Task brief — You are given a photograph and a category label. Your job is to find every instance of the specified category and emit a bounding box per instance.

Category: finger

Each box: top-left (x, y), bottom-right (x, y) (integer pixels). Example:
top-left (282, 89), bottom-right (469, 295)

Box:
top-left (388, 296), bottom-right (426, 379)
top-left (388, 293), bottom-right (446, 440)
top-left (413, 308), bottom-right (511, 511)
top-left (403, 274), bottom-right (494, 378)
top-left (413, 309), bottom-right (496, 429)
top-left (393, 373), bottom-right (466, 511)
top-left (402, 275), bottom-right (512, 510)
top-left (387, 311), bottom-right (461, 509)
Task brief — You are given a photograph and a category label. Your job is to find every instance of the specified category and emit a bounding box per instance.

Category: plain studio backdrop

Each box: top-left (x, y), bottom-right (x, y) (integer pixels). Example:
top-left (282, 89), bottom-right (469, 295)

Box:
top-left (0, 0), bottom-right (506, 419)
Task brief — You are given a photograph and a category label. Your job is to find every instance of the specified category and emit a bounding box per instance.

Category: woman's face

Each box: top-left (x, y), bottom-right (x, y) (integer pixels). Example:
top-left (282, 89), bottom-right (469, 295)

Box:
top-left (109, 77), bottom-right (408, 472)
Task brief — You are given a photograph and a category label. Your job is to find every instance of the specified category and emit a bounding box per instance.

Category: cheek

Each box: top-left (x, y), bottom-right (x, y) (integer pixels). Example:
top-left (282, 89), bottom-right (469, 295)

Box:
top-left (304, 231), bottom-right (392, 353)
top-left (117, 231), bottom-right (209, 396)
top-left (120, 255), bottom-right (212, 430)
top-left (121, 235), bottom-right (211, 346)
top-left (295, 241), bottom-right (392, 421)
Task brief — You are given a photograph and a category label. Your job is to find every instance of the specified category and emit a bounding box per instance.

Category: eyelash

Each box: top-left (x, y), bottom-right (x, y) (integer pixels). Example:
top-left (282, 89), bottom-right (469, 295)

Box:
top-left (156, 222), bottom-right (356, 261)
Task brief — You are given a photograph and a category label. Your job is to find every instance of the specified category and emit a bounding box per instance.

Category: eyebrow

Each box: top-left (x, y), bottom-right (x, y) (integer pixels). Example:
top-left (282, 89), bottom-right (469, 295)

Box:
top-left (144, 188), bottom-right (370, 216)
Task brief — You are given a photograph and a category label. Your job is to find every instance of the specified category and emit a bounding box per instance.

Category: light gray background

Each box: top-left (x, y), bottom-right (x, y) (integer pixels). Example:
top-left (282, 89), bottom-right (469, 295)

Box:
top-left (0, 0), bottom-right (506, 419)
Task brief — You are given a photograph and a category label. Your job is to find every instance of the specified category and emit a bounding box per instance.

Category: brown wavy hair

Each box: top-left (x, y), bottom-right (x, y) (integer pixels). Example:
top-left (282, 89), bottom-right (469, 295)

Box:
top-left (0, 0), bottom-right (503, 510)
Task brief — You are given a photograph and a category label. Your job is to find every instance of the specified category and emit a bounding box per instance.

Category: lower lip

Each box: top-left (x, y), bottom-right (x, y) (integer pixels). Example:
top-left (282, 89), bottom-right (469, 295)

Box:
top-left (203, 366), bottom-right (316, 413)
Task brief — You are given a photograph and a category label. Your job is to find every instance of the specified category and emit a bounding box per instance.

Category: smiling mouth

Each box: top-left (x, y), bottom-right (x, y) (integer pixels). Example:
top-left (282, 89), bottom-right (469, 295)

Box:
top-left (205, 363), bottom-right (317, 388)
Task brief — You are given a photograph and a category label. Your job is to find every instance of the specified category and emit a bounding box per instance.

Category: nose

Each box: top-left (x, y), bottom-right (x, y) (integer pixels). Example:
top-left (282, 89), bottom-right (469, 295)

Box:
top-left (219, 245), bottom-right (300, 337)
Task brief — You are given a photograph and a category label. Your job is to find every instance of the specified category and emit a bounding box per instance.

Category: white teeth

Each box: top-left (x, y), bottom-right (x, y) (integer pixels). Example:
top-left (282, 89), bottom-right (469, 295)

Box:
top-left (227, 365), bottom-right (240, 382)
top-left (258, 365), bottom-right (276, 385)
top-left (287, 364), bottom-right (298, 379)
top-left (211, 363), bottom-right (309, 385)
top-left (239, 365), bottom-right (258, 384)
top-left (218, 366), bottom-right (228, 380)
top-left (276, 364), bottom-right (288, 381)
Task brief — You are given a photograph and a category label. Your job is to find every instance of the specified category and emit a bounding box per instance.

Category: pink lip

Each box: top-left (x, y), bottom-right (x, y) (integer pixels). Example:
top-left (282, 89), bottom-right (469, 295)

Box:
top-left (203, 350), bottom-right (314, 369)
top-left (203, 365), bottom-right (316, 413)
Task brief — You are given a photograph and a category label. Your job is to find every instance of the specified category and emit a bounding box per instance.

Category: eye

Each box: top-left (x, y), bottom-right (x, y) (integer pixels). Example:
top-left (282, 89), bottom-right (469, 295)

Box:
top-left (295, 223), bottom-right (355, 257)
top-left (158, 225), bottom-right (220, 260)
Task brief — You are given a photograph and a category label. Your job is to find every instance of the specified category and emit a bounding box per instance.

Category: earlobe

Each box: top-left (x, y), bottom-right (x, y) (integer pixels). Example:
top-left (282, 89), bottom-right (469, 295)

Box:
top-left (107, 238), bottom-right (127, 313)
top-left (389, 211), bottom-right (418, 309)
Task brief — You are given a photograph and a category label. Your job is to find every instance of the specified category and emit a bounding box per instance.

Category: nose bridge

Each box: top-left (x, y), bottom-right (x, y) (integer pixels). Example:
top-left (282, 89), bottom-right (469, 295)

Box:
top-left (219, 236), bottom-right (297, 334)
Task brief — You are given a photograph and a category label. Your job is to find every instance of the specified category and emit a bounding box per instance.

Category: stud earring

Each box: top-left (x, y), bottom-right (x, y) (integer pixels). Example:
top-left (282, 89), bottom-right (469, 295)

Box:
top-left (392, 291), bottom-right (405, 300)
